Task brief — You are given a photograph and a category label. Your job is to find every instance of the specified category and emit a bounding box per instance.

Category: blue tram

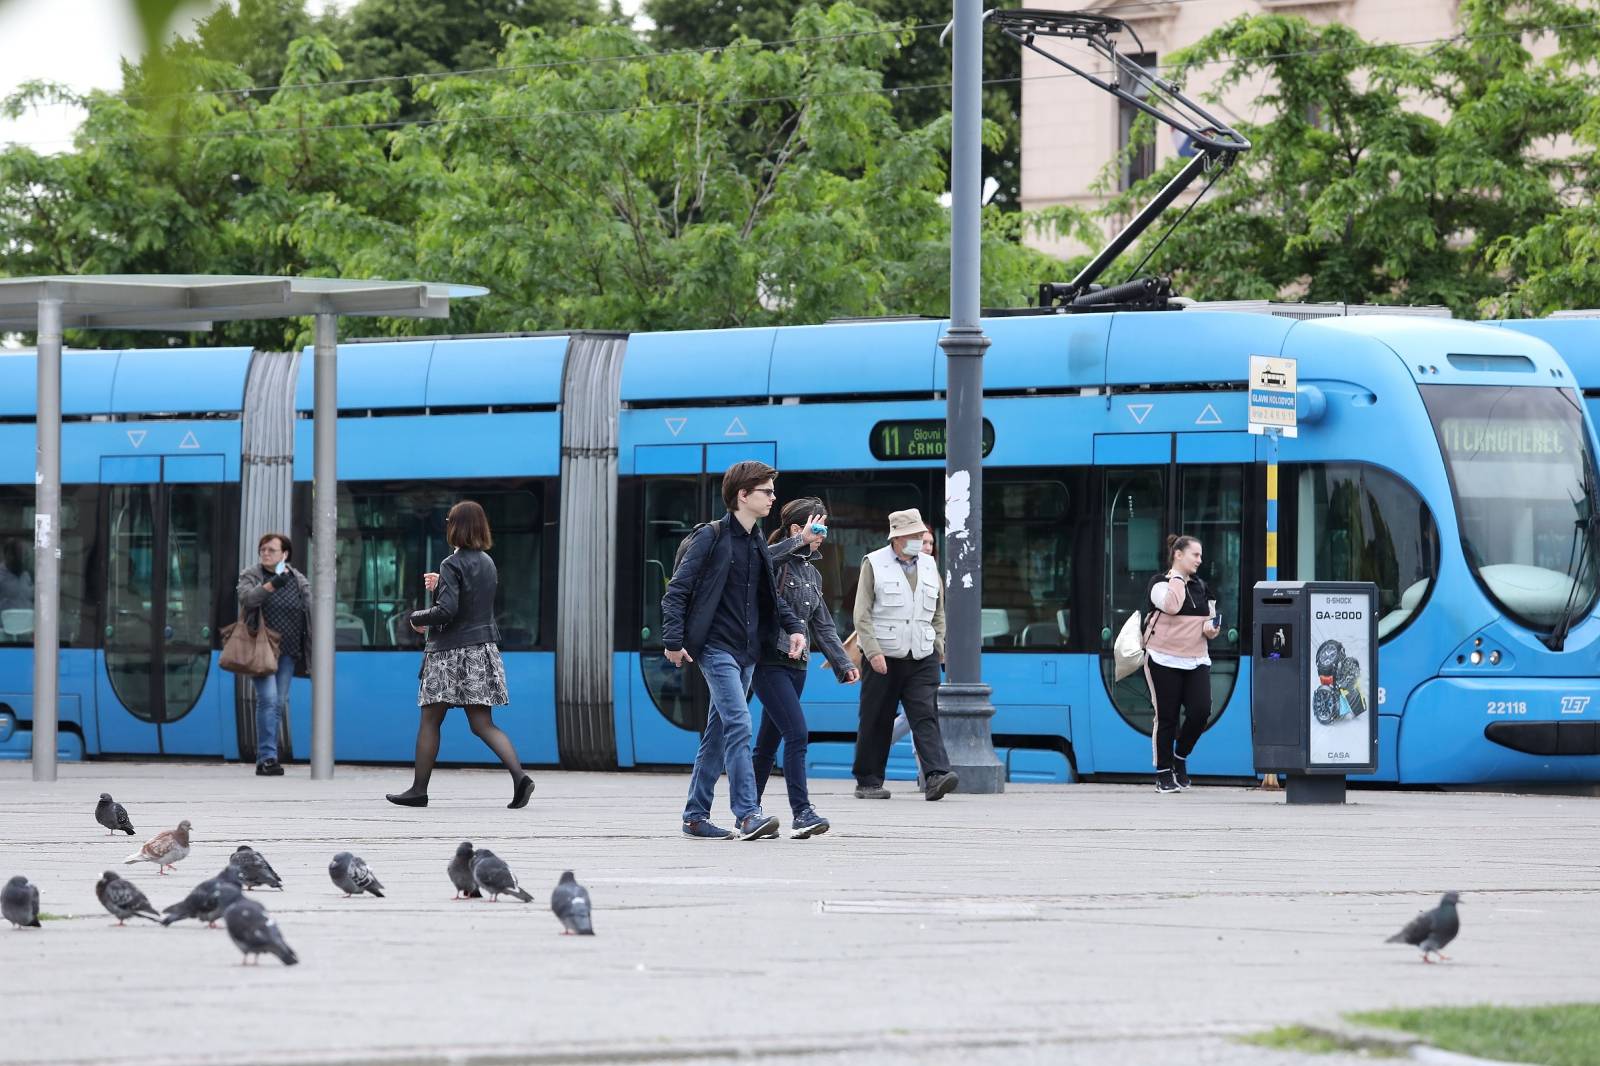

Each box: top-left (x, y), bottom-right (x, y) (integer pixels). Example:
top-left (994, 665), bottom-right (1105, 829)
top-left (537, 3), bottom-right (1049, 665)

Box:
top-left (1, 307), bottom-right (1597, 785)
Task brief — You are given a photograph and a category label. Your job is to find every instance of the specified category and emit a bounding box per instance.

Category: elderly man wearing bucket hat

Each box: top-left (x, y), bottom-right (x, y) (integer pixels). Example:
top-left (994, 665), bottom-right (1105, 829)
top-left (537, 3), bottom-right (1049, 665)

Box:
top-left (849, 508), bottom-right (958, 800)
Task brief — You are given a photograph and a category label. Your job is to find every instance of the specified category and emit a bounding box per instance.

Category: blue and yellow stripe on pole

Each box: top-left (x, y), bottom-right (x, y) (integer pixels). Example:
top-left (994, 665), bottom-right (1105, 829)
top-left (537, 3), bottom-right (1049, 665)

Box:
top-left (1266, 428), bottom-right (1279, 581)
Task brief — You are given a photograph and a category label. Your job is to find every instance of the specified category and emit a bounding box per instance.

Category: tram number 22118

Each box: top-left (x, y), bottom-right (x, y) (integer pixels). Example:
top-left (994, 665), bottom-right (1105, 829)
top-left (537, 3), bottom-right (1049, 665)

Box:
top-left (1485, 700), bottom-right (1529, 716)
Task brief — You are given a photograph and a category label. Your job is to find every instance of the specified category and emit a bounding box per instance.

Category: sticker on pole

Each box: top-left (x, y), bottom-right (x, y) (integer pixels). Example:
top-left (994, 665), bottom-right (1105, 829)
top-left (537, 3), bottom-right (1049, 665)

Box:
top-left (1248, 355), bottom-right (1297, 438)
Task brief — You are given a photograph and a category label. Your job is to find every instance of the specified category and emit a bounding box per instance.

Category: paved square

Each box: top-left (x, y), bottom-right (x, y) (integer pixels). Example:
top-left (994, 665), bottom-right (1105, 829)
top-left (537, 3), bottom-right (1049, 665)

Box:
top-left (2, 762), bottom-right (1596, 1065)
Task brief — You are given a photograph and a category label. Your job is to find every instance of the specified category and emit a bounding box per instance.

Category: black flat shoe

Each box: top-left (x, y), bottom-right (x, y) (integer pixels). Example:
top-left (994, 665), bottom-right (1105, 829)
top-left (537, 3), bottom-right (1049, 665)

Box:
top-left (386, 791), bottom-right (429, 807)
top-left (508, 775), bottom-right (535, 810)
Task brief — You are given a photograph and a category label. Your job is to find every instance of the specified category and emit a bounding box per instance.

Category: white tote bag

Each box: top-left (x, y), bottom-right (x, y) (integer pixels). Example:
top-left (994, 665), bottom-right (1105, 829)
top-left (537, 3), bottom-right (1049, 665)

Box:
top-left (1112, 610), bottom-right (1153, 681)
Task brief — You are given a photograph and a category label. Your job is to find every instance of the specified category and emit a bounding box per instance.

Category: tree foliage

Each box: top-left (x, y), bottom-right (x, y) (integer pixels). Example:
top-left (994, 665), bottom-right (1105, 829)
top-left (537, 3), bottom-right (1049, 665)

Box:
top-left (0, 3), bottom-right (1056, 346)
top-left (1098, 0), bottom-right (1600, 317)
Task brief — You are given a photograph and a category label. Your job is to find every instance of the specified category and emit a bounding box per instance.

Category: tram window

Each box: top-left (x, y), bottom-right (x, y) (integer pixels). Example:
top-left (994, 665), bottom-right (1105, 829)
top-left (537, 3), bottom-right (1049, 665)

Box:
top-left (1286, 463), bottom-right (1438, 640)
top-left (319, 483), bottom-right (543, 651)
top-left (640, 478), bottom-right (700, 651)
top-left (981, 477), bottom-right (1080, 649)
top-left (775, 477), bottom-right (923, 637)
top-left (1179, 466), bottom-right (1243, 652)
top-left (0, 486), bottom-right (96, 647)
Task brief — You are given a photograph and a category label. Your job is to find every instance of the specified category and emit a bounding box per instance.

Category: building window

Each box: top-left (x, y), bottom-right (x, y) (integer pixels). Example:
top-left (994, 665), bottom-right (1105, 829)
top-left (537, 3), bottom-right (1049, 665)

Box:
top-left (1119, 52), bottom-right (1159, 190)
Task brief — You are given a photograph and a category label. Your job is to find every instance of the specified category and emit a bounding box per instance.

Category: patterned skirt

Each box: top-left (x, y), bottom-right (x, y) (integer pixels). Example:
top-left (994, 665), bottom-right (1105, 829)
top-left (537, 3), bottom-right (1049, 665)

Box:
top-left (417, 643), bottom-right (510, 708)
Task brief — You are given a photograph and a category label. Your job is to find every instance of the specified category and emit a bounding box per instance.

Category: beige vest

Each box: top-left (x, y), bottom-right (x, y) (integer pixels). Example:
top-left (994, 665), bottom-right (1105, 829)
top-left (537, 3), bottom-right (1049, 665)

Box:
top-left (867, 546), bottom-right (939, 659)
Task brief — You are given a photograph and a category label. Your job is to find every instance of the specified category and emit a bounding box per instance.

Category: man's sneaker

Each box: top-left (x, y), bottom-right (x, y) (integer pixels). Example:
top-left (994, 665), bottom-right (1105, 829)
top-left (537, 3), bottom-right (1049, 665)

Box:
top-left (790, 807), bottom-right (831, 839)
top-left (1155, 769), bottom-right (1180, 794)
top-left (1172, 755), bottom-right (1192, 790)
top-left (255, 760), bottom-right (284, 777)
top-left (924, 771), bottom-right (959, 801)
top-left (681, 819), bottom-right (736, 839)
top-left (854, 784), bottom-right (891, 799)
top-left (737, 812), bottom-right (780, 840)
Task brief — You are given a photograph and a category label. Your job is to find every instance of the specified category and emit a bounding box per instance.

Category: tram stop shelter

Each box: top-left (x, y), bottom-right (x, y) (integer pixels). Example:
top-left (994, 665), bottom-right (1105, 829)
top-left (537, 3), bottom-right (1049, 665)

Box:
top-left (0, 275), bottom-right (488, 782)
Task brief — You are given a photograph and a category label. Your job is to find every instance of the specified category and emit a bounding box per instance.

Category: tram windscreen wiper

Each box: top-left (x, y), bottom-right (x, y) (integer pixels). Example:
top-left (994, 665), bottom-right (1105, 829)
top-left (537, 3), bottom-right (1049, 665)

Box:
top-left (1545, 501), bottom-right (1598, 652)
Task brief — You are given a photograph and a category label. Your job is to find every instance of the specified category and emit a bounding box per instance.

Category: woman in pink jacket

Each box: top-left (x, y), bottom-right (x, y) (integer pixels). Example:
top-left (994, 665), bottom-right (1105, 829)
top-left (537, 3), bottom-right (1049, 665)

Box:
top-left (1144, 534), bottom-right (1221, 793)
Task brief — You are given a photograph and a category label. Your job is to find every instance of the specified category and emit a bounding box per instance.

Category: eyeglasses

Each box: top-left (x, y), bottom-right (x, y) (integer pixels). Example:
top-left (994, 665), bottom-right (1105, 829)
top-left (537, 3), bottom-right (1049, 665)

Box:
top-left (750, 488), bottom-right (778, 498)
top-left (258, 546), bottom-right (283, 555)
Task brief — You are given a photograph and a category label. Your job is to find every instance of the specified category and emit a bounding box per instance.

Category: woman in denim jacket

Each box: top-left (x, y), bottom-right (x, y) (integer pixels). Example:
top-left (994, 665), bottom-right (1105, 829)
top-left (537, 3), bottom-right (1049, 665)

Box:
top-left (751, 497), bottom-right (860, 838)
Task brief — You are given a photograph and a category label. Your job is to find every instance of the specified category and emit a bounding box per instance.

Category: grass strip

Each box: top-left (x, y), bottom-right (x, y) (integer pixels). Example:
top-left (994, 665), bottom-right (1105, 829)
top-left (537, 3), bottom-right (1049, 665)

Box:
top-left (1239, 1025), bottom-right (1404, 1057)
top-left (1350, 1004), bottom-right (1600, 1066)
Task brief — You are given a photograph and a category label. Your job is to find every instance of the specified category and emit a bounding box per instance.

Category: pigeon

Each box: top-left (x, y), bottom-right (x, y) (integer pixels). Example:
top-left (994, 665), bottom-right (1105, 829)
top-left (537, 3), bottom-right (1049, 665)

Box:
top-left (123, 819), bottom-right (192, 874)
top-left (550, 870), bottom-right (594, 935)
top-left (329, 852), bottom-right (385, 898)
top-left (95, 793), bottom-right (136, 836)
top-left (448, 842), bottom-right (482, 900)
top-left (1386, 891), bottom-right (1461, 963)
top-left (161, 866), bottom-right (244, 928)
top-left (95, 871), bottom-right (159, 925)
top-left (470, 848), bottom-right (532, 903)
top-left (222, 897), bottom-right (298, 966)
top-left (2, 876), bottom-right (40, 929)
top-left (229, 846), bottom-right (283, 891)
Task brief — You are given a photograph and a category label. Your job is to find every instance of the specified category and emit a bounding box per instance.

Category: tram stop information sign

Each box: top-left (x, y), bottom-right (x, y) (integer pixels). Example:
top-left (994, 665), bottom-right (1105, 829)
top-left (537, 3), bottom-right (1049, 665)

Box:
top-left (1249, 355), bottom-right (1297, 438)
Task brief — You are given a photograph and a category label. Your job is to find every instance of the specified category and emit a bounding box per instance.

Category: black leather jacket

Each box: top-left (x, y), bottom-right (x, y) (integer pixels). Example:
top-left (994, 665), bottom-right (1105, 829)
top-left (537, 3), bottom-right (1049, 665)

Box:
top-left (410, 549), bottom-right (501, 653)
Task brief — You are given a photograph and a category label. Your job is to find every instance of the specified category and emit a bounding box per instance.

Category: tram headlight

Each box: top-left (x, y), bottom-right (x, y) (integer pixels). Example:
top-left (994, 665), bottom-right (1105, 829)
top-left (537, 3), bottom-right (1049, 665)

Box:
top-left (1470, 650), bottom-right (1484, 666)
top-left (1489, 650), bottom-right (1501, 665)
top-left (0, 711), bottom-right (12, 743)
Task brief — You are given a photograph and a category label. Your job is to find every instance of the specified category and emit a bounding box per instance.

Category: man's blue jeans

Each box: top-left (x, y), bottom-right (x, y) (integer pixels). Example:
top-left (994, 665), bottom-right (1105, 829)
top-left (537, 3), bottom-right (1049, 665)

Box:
top-left (682, 646), bottom-right (761, 824)
top-left (251, 653), bottom-right (295, 764)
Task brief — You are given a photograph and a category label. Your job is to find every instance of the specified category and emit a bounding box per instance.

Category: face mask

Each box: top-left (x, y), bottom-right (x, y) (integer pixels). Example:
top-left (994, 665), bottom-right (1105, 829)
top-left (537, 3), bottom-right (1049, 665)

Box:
top-left (902, 539), bottom-right (924, 556)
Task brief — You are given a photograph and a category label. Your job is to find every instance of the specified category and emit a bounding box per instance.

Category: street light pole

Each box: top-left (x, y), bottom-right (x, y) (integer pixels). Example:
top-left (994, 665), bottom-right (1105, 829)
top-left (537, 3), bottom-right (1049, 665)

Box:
top-left (938, 0), bottom-right (1004, 794)
top-left (31, 296), bottom-right (62, 782)
top-left (310, 311), bottom-right (337, 779)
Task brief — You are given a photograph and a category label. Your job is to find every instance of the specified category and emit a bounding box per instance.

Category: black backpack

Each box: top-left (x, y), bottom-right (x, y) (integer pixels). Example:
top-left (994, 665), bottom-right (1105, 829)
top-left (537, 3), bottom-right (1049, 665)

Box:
top-left (671, 520), bottom-right (723, 580)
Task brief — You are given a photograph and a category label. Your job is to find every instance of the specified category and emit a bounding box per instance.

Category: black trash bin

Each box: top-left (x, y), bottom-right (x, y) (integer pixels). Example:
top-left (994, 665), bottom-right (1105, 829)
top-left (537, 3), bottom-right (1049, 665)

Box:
top-left (1251, 581), bottom-right (1379, 804)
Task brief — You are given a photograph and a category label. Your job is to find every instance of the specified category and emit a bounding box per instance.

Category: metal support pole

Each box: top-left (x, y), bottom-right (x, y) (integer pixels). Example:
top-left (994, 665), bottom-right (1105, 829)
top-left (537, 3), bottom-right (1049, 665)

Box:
top-left (31, 297), bottom-right (62, 781)
top-left (938, 0), bottom-right (1004, 794)
top-left (310, 312), bottom-right (337, 779)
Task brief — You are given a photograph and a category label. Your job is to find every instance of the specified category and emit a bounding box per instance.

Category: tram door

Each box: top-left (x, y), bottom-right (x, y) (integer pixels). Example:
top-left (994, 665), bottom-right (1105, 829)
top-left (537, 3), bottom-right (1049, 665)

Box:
top-left (1091, 432), bottom-right (1253, 776)
top-left (628, 441), bottom-right (778, 765)
top-left (95, 455), bottom-right (228, 756)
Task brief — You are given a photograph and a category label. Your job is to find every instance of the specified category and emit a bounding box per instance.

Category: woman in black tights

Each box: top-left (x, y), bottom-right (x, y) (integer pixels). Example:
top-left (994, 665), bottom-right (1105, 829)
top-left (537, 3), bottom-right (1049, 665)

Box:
top-left (386, 500), bottom-right (533, 809)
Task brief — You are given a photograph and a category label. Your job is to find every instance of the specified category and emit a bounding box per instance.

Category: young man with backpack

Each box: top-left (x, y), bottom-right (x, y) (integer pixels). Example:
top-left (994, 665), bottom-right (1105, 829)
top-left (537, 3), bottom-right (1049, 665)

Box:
top-left (662, 461), bottom-right (809, 840)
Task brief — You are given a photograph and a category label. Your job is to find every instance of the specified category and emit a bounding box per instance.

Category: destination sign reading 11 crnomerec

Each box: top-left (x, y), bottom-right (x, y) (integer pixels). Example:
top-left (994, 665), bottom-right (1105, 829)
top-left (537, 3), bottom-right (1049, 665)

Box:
top-left (870, 419), bottom-right (996, 461)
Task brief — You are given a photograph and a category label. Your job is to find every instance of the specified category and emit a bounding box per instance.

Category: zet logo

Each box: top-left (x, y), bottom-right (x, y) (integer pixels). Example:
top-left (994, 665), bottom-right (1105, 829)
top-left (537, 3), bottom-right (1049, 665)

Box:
top-left (1560, 696), bottom-right (1591, 715)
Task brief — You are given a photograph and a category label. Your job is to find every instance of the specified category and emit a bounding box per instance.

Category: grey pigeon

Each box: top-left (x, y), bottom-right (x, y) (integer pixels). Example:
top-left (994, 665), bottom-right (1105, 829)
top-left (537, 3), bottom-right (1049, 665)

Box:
top-left (329, 852), bottom-right (384, 898)
top-left (470, 848), bottom-right (532, 903)
top-left (96, 870), bottom-right (159, 925)
top-left (2, 875), bottom-right (40, 929)
top-left (229, 846), bottom-right (283, 891)
top-left (95, 793), bottom-right (136, 836)
top-left (1386, 891), bottom-right (1461, 963)
top-left (550, 870), bottom-right (594, 935)
top-left (123, 819), bottom-right (192, 874)
top-left (161, 866), bottom-right (244, 928)
top-left (448, 842), bottom-right (481, 900)
top-left (222, 897), bottom-right (298, 966)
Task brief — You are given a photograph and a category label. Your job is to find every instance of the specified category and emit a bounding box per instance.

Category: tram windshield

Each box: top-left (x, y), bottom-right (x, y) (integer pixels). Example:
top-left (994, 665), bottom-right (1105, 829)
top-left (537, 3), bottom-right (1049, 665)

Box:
top-left (1423, 384), bottom-right (1600, 633)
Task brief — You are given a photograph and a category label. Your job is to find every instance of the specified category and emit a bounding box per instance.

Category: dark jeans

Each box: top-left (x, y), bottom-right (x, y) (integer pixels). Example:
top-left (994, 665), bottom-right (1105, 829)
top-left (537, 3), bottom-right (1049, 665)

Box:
top-left (1147, 659), bottom-right (1212, 771)
top-left (751, 664), bottom-right (811, 816)
top-left (852, 654), bottom-right (949, 787)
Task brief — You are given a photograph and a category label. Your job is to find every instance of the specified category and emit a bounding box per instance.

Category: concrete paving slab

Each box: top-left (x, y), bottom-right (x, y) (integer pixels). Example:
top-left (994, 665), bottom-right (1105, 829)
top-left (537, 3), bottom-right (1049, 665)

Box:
top-left (1, 761), bottom-right (1596, 1066)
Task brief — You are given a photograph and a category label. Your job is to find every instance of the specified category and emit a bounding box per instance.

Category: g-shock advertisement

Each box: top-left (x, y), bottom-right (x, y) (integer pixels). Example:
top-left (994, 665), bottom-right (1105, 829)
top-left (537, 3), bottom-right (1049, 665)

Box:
top-left (1308, 591), bottom-right (1373, 766)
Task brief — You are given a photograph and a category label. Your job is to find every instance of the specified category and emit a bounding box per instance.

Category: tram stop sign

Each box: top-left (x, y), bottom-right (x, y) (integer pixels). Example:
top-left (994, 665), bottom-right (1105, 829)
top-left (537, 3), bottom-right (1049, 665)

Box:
top-left (1249, 355), bottom-right (1297, 438)
top-left (1251, 581), bottom-right (1380, 804)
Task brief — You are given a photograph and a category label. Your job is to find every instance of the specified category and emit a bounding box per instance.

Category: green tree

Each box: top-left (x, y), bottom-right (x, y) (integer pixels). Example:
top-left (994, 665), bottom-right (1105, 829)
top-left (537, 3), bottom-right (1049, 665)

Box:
top-left (379, 3), bottom-right (1052, 332)
top-left (1089, 0), bottom-right (1600, 317)
top-left (332, 0), bottom-right (611, 118)
top-left (645, 0), bottom-right (1022, 208)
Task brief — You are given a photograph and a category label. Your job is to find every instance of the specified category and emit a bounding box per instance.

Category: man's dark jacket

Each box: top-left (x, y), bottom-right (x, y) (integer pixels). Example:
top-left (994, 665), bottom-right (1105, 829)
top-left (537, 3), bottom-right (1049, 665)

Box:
top-left (661, 513), bottom-right (803, 660)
